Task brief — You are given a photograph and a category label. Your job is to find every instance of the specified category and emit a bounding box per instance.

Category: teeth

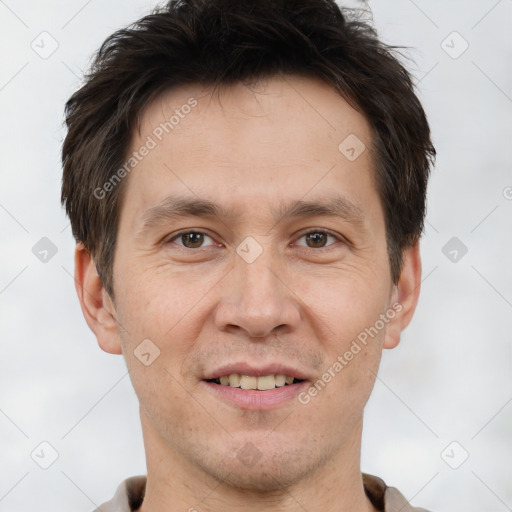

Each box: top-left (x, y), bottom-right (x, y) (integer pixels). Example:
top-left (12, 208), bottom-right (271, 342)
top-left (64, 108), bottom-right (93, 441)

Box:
top-left (211, 373), bottom-right (299, 389)
top-left (229, 374), bottom-right (240, 387)
top-left (240, 375), bottom-right (257, 390)
top-left (275, 374), bottom-right (286, 387)
top-left (257, 375), bottom-right (275, 390)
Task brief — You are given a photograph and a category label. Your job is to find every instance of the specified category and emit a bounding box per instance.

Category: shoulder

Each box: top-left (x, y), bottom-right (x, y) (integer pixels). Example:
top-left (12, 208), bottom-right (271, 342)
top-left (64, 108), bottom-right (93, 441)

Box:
top-left (93, 475), bottom-right (146, 512)
top-left (96, 473), bottom-right (431, 512)
top-left (363, 473), bottom-right (433, 512)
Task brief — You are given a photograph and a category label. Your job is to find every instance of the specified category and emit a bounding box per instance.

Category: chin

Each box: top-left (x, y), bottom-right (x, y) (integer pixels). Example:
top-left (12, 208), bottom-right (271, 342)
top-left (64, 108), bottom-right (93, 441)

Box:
top-left (193, 438), bottom-right (330, 493)
top-left (204, 460), bottom-right (307, 493)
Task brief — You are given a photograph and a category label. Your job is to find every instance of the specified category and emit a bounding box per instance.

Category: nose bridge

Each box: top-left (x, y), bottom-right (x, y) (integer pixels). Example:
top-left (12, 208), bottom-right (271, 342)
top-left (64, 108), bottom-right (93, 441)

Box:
top-left (214, 236), bottom-right (300, 337)
top-left (239, 240), bottom-right (280, 303)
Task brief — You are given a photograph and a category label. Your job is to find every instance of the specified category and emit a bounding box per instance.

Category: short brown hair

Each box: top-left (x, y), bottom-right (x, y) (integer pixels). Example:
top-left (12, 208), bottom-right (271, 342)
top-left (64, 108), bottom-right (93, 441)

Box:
top-left (61, 0), bottom-right (436, 297)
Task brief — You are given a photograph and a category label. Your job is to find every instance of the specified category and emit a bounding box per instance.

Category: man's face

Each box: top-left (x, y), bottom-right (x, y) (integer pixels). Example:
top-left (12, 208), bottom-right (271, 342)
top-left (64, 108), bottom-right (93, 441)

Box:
top-left (108, 76), bottom-right (399, 490)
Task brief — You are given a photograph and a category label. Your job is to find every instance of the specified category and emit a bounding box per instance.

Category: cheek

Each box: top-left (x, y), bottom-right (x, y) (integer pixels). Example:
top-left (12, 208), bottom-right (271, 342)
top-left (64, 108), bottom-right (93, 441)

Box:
top-left (297, 265), bottom-right (390, 404)
top-left (299, 262), bottom-right (392, 341)
top-left (114, 260), bottom-right (213, 335)
top-left (302, 330), bottom-right (384, 434)
top-left (113, 269), bottom-right (201, 423)
top-left (129, 363), bottom-right (205, 452)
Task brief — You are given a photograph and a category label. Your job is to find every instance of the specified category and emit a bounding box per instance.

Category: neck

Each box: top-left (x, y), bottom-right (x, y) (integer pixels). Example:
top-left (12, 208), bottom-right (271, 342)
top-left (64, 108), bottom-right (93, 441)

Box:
top-left (136, 411), bottom-right (377, 512)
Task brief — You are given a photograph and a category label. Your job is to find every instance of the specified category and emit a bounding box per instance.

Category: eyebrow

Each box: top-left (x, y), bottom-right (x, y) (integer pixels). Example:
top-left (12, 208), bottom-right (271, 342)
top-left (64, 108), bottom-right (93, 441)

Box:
top-left (139, 193), bottom-right (367, 232)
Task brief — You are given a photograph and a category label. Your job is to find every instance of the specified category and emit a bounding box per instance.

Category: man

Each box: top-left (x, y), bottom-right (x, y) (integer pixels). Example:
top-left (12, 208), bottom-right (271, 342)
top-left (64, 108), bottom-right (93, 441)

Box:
top-left (61, 0), bottom-right (435, 510)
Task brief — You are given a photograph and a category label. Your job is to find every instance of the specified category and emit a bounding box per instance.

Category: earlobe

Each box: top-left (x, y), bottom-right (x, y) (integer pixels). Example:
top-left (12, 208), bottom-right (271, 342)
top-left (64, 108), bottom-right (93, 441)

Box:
top-left (74, 242), bottom-right (122, 355)
top-left (383, 241), bottom-right (422, 349)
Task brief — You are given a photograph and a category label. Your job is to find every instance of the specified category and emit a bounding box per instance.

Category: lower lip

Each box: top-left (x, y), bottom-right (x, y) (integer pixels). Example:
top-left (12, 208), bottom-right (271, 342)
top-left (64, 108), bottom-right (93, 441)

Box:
top-left (202, 380), bottom-right (309, 410)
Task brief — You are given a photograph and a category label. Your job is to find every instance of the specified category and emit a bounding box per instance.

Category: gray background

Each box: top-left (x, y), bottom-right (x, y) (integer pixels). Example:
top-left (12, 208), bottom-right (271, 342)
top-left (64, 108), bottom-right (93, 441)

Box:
top-left (0, 0), bottom-right (511, 510)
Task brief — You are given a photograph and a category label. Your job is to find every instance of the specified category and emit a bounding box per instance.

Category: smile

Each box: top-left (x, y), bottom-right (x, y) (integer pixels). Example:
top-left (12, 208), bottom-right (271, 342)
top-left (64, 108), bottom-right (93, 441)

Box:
top-left (206, 374), bottom-right (304, 390)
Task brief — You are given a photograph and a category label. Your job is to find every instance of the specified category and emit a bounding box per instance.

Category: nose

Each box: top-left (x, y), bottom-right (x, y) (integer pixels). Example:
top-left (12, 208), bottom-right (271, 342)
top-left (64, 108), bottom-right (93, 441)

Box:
top-left (213, 242), bottom-right (301, 339)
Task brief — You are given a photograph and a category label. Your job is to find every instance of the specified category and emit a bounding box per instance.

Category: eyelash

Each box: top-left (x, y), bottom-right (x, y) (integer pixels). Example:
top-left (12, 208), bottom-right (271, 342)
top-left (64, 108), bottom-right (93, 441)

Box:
top-left (166, 229), bottom-right (344, 250)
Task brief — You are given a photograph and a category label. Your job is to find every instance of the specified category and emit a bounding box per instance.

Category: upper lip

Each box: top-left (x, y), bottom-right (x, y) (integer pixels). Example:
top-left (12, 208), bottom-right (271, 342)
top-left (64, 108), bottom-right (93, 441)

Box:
top-left (203, 362), bottom-right (311, 381)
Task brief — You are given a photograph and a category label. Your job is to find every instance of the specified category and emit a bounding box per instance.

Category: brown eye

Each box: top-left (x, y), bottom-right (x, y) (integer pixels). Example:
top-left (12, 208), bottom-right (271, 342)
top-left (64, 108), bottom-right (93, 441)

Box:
top-left (305, 232), bottom-right (328, 248)
top-left (169, 231), bottom-right (215, 249)
top-left (296, 230), bottom-right (340, 249)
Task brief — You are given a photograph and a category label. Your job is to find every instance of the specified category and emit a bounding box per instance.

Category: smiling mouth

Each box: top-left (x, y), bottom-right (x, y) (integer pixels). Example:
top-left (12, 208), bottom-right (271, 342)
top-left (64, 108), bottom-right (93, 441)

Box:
top-left (206, 374), bottom-right (305, 390)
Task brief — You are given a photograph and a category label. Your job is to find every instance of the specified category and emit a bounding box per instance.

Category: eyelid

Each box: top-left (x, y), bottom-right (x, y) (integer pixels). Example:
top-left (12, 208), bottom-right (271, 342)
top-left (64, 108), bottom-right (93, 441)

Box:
top-left (166, 229), bottom-right (218, 247)
top-left (293, 228), bottom-right (345, 248)
top-left (165, 228), bottom-right (346, 249)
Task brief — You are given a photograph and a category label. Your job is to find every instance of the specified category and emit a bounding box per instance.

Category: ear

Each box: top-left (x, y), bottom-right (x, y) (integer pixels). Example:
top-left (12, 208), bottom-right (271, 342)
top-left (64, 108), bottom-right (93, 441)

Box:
top-left (74, 242), bottom-right (122, 354)
top-left (383, 241), bottom-right (422, 349)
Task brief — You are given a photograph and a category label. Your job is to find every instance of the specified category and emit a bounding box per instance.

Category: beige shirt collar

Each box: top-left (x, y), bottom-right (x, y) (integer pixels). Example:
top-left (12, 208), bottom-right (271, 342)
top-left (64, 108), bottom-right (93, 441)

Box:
top-left (96, 473), bottom-right (431, 512)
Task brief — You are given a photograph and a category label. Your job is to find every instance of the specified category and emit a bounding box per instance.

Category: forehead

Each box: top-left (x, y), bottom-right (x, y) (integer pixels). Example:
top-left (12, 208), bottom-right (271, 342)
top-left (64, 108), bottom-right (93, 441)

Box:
top-left (120, 75), bottom-right (379, 228)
